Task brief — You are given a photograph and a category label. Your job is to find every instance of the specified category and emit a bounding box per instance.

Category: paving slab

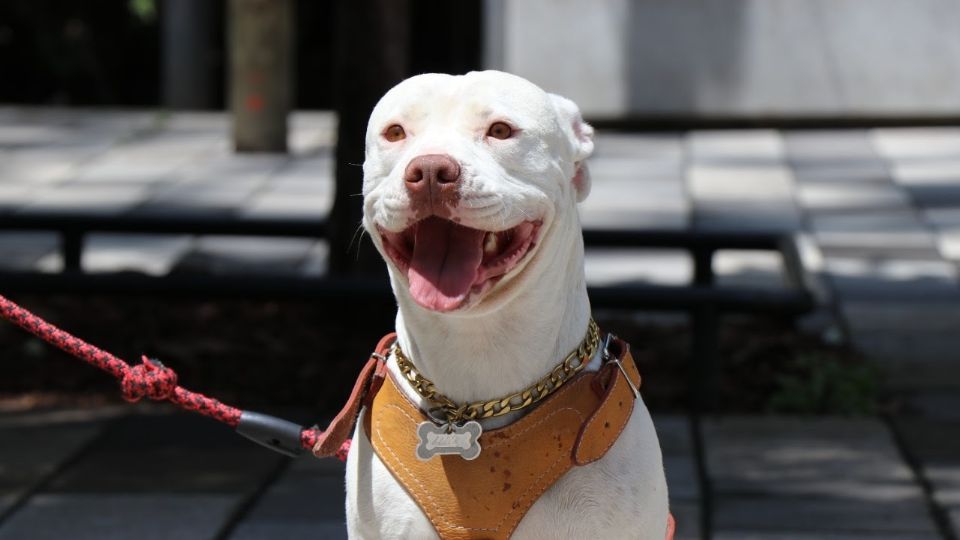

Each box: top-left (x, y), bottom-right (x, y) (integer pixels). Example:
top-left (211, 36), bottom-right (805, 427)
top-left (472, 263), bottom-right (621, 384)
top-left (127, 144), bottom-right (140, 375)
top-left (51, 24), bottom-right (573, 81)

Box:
top-left (687, 130), bottom-right (785, 165)
top-left (593, 132), bottom-right (683, 157)
top-left (0, 232), bottom-right (59, 271)
top-left (654, 415), bottom-right (699, 499)
top-left (589, 156), bottom-right (683, 181)
top-left (841, 300), bottom-right (960, 387)
top-left (872, 128), bottom-right (960, 160)
top-left (652, 416), bottom-right (701, 539)
top-left (227, 454), bottom-right (347, 540)
top-left (241, 191), bottom-right (331, 220)
top-left (822, 255), bottom-right (960, 301)
top-left (299, 241), bottom-right (331, 277)
top-left (688, 163), bottom-right (801, 231)
top-left (796, 182), bottom-right (912, 213)
top-left (584, 249), bottom-right (691, 287)
top-left (811, 211), bottom-right (940, 256)
top-left (713, 250), bottom-right (786, 290)
top-left (891, 417), bottom-right (960, 532)
top-left (80, 234), bottom-right (194, 276)
top-left (714, 531), bottom-right (939, 540)
top-left (174, 236), bottom-right (318, 276)
top-left (18, 184), bottom-right (155, 217)
top-left (140, 179), bottom-right (266, 217)
top-left (789, 159), bottom-right (891, 185)
top-left (670, 500), bottom-right (701, 540)
top-left (713, 495), bottom-right (937, 536)
top-left (0, 493), bottom-right (237, 540)
top-left (0, 184), bottom-right (37, 214)
top-left (581, 176), bottom-right (689, 229)
top-left (267, 156), bottom-right (334, 185)
top-left (784, 130), bottom-right (879, 164)
top-left (704, 417), bottom-right (937, 536)
top-left (0, 420), bottom-right (106, 517)
top-left (46, 414), bottom-right (283, 494)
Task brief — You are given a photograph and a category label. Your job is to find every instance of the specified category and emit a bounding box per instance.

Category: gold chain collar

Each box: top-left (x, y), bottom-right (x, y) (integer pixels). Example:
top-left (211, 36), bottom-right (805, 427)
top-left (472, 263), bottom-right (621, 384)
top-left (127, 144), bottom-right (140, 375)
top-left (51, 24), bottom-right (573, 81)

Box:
top-left (392, 318), bottom-right (600, 425)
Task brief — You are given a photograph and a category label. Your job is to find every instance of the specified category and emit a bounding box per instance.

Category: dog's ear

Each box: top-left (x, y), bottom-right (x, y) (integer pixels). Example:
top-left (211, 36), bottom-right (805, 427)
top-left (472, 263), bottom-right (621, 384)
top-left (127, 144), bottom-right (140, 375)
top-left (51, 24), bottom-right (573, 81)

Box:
top-left (549, 93), bottom-right (594, 202)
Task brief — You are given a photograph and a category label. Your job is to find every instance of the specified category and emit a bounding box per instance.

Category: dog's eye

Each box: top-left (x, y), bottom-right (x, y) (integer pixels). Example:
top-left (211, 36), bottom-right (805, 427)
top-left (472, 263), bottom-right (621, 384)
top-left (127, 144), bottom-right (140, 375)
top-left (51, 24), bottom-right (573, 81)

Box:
top-left (486, 122), bottom-right (513, 140)
top-left (383, 124), bottom-right (406, 142)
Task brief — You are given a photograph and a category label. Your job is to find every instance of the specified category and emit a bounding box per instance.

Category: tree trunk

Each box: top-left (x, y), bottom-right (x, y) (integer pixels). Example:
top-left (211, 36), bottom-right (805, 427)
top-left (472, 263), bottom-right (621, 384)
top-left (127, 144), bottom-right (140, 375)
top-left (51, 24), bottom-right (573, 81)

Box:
top-left (328, 0), bottom-right (410, 276)
top-left (228, 0), bottom-right (292, 153)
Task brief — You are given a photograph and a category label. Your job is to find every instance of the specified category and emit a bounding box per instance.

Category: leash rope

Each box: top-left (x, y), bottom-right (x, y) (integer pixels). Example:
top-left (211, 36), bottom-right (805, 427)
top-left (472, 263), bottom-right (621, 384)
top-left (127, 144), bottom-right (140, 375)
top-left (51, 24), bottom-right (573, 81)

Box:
top-left (0, 294), bottom-right (348, 461)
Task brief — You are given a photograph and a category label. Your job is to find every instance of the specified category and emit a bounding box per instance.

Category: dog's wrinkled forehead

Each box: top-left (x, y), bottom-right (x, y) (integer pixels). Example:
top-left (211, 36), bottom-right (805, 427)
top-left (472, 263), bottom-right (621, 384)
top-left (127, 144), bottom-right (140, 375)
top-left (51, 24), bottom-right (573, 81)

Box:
top-left (366, 71), bottom-right (561, 146)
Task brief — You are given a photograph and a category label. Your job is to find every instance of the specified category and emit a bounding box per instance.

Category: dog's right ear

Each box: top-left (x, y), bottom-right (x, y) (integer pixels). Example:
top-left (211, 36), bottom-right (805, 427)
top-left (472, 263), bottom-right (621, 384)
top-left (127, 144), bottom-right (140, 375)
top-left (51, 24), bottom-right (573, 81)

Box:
top-left (549, 93), bottom-right (594, 202)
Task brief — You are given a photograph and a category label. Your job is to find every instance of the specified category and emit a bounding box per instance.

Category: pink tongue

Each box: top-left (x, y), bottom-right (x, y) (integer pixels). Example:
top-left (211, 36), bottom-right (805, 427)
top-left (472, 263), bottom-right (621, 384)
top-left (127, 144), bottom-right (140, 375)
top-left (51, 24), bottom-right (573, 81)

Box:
top-left (408, 217), bottom-right (485, 312)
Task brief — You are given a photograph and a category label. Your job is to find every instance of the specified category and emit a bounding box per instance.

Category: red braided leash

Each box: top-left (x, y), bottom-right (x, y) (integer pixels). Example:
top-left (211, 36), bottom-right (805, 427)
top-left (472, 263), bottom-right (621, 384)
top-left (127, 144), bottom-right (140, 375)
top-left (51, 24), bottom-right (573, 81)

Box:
top-left (0, 294), bottom-right (350, 461)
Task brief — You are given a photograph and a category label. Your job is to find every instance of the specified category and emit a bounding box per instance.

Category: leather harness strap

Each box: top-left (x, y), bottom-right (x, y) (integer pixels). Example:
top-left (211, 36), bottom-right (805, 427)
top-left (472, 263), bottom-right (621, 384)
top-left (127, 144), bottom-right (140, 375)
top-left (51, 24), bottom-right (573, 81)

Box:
top-left (310, 333), bottom-right (393, 459)
top-left (364, 336), bottom-right (648, 540)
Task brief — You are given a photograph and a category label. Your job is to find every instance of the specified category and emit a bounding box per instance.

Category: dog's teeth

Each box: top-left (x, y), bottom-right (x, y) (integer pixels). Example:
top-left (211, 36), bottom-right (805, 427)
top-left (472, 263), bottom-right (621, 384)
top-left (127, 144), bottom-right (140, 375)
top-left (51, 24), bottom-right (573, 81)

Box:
top-left (484, 232), bottom-right (499, 255)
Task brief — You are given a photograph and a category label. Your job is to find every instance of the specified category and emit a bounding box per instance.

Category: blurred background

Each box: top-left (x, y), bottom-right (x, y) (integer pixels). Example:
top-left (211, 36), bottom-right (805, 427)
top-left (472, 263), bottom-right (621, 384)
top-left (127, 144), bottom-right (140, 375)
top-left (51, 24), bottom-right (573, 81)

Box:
top-left (0, 1), bottom-right (958, 539)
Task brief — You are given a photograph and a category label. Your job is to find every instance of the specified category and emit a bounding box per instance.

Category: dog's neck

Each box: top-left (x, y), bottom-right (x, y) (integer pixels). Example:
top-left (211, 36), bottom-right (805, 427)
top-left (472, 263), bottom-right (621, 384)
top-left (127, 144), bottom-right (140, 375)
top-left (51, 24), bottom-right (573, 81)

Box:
top-left (390, 213), bottom-right (590, 423)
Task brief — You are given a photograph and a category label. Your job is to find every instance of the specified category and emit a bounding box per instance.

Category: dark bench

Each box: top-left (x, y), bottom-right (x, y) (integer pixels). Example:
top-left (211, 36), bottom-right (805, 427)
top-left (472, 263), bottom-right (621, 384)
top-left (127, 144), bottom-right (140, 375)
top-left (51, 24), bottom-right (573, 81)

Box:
top-left (0, 211), bottom-right (815, 409)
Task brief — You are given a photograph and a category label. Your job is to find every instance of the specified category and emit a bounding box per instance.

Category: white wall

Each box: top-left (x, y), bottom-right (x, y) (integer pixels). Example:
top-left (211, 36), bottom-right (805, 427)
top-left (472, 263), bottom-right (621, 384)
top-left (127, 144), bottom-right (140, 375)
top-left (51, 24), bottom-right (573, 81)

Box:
top-left (485, 0), bottom-right (960, 118)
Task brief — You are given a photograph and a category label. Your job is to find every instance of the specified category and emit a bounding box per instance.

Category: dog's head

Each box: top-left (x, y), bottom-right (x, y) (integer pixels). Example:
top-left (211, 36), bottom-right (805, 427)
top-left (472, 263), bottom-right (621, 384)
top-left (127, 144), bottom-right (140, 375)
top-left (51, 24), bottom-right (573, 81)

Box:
top-left (362, 71), bottom-right (594, 314)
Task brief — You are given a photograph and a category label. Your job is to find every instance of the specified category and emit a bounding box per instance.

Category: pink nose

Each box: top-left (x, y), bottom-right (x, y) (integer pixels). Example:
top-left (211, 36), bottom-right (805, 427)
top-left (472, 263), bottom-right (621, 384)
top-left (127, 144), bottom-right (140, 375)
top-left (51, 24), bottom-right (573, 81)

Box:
top-left (404, 154), bottom-right (461, 191)
top-left (404, 154), bottom-right (462, 213)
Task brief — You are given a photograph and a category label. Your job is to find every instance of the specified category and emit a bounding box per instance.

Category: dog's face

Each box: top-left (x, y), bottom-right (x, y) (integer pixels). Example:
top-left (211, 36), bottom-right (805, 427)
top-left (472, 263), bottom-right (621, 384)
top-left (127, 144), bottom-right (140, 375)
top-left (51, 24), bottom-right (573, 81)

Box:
top-left (362, 71), bottom-right (594, 313)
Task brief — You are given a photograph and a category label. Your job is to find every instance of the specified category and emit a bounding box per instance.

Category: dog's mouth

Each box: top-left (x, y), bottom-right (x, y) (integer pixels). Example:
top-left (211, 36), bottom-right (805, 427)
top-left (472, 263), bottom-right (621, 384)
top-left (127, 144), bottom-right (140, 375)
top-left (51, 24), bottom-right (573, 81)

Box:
top-left (378, 216), bottom-right (542, 312)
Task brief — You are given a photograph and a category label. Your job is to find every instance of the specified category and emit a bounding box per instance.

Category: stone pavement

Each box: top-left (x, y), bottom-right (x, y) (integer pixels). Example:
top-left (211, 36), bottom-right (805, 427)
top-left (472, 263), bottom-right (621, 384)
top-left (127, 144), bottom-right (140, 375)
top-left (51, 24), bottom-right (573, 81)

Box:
top-left (0, 405), bottom-right (955, 539)
top-left (2, 108), bottom-right (959, 388)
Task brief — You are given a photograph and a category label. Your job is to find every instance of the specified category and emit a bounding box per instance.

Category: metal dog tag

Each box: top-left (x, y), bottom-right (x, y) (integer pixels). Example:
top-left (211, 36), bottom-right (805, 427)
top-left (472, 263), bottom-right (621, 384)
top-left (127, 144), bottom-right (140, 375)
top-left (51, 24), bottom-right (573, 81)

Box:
top-left (415, 420), bottom-right (483, 461)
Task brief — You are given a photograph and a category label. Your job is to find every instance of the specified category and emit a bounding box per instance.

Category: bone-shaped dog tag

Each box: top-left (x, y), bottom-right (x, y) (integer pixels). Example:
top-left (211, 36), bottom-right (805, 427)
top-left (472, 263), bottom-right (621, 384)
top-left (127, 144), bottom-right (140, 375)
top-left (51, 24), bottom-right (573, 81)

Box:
top-left (415, 420), bottom-right (482, 461)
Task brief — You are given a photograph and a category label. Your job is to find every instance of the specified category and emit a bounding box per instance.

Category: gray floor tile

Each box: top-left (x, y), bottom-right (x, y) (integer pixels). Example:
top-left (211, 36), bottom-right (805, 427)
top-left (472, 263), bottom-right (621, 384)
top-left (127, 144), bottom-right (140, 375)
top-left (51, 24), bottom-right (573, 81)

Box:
top-left (19, 184), bottom-right (154, 216)
top-left (872, 127), bottom-right (960, 160)
top-left (714, 250), bottom-right (786, 290)
top-left (797, 182), bottom-right (911, 213)
top-left (584, 249), bottom-right (691, 287)
top-left (593, 133), bottom-right (683, 161)
top-left (229, 520), bottom-right (347, 540)
top-left (241, 191), bottom-right (331, 219)
top-left (664, 456), bottom-right (700, 501)
top-left (670, 500), bottom-right (700, 540)
top-left (714, 532), bottom-right (939, 540)
top-left (687, 130), bottom-right (785, 164)
top-left (81, 234), bottom-right (194, 275)
top-left (790, 159), bottom-right (890, 185)
top-left (0, 493), bottom-right (237, 540)
top-left (174, 236), bottom-right (317, 276)
top-left (713, 495), bottom-right (937, 535)
top-left (784, 129), bottom-right (878, 163)
top-left (0, 232), bottom-right (60, 271)
top-left (653, 415), bottom-right (694, 456)
top-left (0, 183), bottom-right (36, 213)
top-left (228, 457), bottom-right (346, 540)
top-left (47, 414), bottom-right (283, 494)
top-left (891, 418), bottom-right (960, 515)
top-left (823, 255), bottom-right (960, 301)
top-left (704, 417), bottom-right (919, 499)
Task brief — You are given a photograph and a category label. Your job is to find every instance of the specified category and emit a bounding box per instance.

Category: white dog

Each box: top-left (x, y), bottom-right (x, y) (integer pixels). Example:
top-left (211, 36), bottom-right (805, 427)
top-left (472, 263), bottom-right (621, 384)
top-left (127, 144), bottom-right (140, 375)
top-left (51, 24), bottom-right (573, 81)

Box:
top-left (347, 70), bottom-right (670, 539)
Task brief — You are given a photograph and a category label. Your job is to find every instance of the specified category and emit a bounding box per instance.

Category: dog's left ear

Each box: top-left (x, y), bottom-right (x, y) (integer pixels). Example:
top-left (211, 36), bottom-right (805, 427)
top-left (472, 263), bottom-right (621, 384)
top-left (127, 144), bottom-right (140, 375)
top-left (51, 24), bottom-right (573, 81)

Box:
top-left (549, 93), bottom-right (594, 202)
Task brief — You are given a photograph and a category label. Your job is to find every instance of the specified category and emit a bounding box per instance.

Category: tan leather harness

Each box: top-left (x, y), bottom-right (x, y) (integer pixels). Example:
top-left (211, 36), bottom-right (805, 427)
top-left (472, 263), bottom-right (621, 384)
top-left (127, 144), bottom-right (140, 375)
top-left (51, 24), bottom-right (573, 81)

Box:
top-left (318, 332), bottom-right (675, 540)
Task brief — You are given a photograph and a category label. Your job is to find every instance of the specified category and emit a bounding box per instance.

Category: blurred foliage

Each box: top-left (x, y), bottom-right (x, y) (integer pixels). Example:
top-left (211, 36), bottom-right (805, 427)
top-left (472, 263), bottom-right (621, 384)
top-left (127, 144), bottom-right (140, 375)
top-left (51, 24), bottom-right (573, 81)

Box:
top-left (766, 351), bottom-right (881, 415)
top-left (128, 0), bottom-right (156, 23)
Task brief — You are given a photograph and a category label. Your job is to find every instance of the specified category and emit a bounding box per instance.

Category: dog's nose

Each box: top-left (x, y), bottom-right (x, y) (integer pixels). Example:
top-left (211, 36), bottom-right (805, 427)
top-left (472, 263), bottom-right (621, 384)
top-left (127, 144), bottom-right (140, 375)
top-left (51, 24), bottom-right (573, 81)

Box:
top-left (404, 154), bottom-right (461, 193)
